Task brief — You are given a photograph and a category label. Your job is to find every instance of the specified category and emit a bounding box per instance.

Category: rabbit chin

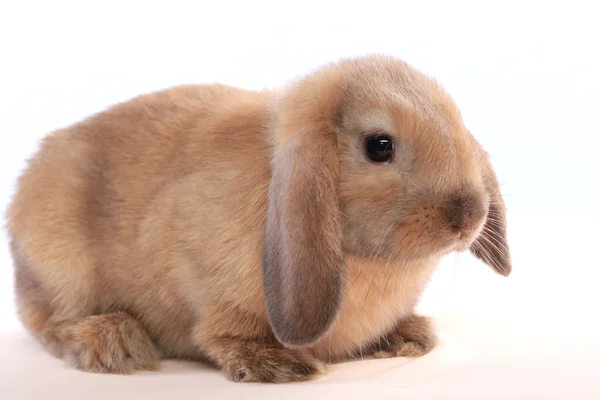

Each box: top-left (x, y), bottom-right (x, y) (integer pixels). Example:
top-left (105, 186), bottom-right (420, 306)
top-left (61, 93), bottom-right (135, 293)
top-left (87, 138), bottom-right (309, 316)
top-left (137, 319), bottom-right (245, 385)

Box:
top-left (428, 231), bottom-right (479, 258)
top-left (453, 239), bottom-right (475, 252)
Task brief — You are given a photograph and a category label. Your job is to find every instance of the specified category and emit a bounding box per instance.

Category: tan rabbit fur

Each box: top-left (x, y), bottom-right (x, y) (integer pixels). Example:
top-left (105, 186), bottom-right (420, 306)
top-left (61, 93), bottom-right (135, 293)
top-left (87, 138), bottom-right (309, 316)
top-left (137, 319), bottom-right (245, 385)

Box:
top-left (6, 54), bottom-right (511, 383)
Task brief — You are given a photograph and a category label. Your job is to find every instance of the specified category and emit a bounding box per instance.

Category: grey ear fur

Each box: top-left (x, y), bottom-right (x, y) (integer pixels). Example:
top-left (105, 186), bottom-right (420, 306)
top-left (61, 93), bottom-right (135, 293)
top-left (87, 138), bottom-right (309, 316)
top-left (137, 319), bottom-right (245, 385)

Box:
top-left (262, 81), bottom-right (346, 346)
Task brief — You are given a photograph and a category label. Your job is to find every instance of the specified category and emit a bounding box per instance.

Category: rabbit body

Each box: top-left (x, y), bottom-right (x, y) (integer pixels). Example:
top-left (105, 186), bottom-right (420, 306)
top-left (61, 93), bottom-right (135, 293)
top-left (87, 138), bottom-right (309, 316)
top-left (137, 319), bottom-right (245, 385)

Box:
top-left (6, 55), bottom-right (510, 382)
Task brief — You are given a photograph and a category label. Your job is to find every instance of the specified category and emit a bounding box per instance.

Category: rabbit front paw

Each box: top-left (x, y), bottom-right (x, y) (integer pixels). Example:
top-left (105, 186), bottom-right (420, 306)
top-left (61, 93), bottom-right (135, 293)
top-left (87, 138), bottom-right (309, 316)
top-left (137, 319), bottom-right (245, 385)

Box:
top-left (372, 314), bottom-right (437, 359)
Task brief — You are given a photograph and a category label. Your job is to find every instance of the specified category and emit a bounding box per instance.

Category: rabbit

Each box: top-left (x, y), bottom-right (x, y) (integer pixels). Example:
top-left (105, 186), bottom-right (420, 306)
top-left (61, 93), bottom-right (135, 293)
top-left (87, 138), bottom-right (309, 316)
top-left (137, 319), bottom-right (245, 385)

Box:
top-left (5, 54), bottom-right (511, 383)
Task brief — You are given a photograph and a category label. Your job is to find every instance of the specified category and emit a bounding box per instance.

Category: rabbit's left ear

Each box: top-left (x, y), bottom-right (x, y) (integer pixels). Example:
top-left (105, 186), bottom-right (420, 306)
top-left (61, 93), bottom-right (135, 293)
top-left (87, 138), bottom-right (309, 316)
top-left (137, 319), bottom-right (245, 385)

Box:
top-left (263, 85), bottom-right (346, 347)
top-left (470, 153), bottom-right (512, 276)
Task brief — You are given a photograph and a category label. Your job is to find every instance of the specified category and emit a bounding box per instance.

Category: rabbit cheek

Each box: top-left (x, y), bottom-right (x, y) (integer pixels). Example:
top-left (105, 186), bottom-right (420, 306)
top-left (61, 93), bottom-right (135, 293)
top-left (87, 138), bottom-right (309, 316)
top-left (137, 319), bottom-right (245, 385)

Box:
top-left (390, 202), bottom-right (445, 260)
top-left (391, 203), bottom-right (458, 260)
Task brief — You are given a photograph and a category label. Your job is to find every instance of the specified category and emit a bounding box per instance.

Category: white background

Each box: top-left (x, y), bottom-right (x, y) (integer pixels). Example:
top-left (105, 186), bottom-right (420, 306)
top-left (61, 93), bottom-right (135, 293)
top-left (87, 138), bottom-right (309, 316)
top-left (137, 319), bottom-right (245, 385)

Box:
top-left (1, 1), bottom-right (599, 398)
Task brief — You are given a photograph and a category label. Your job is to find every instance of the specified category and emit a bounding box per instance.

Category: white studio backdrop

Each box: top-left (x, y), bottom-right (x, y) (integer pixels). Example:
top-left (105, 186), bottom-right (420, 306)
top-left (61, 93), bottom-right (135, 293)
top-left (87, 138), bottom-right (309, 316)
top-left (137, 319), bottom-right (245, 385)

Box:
top-left (0, 0), bottom-right (599, 347)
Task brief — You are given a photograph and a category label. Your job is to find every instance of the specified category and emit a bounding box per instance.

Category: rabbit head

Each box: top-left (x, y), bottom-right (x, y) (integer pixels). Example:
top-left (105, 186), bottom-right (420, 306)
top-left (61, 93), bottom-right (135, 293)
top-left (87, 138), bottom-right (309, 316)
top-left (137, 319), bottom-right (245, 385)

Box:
top-left (263, 54), bottom-right (511, 347)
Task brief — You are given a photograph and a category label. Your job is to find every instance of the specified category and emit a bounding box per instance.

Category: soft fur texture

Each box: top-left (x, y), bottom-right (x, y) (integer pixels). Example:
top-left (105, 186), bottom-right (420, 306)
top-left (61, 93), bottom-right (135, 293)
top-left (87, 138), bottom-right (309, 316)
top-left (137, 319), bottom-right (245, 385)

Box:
top-left (6, 54), bottom-right (511, 383)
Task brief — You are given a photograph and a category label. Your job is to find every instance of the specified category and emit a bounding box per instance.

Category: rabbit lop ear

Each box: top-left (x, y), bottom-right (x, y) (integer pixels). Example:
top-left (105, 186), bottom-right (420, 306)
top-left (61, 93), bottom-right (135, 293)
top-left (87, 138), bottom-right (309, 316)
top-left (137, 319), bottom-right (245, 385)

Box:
top-left (263, 85), bottom-right (346, 347)
top-left (470, 154), bottom-right (512, 276)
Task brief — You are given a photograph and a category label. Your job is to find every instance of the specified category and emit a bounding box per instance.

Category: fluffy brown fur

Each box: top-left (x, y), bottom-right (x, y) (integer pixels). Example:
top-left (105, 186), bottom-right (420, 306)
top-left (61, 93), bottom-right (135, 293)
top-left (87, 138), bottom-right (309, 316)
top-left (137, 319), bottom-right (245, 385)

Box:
top-left (5, 54), bottom-right (511, 383)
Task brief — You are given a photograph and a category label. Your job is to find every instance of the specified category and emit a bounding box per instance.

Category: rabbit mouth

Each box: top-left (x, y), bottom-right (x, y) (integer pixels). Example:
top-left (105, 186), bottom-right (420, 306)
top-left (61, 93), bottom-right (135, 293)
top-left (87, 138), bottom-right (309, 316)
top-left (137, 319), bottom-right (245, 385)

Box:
top-left (451, 219), bottom-right (486, 252)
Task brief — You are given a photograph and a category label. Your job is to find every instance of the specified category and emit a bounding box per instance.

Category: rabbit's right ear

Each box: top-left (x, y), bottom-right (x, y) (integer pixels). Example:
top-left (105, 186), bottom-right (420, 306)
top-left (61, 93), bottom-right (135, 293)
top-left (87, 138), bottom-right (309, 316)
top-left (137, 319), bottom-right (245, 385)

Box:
top-left (470, 149), bottom-right (512, 276)
top-left (263, 85), bottom-right (346, 347)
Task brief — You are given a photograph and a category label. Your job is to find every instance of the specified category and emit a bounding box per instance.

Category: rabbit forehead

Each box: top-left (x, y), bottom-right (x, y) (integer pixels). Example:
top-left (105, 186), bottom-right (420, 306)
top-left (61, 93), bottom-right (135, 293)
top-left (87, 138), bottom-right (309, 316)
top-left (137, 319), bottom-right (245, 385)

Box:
top-left (343, 77), bottom-right (462, 135)
top-left (338, 54), bottom-right (465, 135)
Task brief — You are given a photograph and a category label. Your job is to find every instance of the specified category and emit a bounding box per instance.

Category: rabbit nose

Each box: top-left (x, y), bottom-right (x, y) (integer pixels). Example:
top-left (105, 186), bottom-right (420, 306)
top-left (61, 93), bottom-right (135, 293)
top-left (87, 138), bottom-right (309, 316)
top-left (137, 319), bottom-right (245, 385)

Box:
top-left (446, 193), bottom-right (484, 232)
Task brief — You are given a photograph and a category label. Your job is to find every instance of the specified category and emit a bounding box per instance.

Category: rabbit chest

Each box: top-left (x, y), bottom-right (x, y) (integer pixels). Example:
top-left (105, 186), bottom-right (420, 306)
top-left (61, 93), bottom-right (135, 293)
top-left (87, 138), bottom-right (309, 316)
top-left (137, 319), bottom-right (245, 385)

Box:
top-left (308, 254), bottom-right (439, 361)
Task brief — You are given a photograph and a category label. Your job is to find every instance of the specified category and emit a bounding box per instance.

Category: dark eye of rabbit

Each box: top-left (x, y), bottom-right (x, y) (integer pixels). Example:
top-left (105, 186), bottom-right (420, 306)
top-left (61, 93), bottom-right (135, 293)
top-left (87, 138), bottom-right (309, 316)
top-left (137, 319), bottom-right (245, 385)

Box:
top-left (365, 135), bottom-right (395, 163)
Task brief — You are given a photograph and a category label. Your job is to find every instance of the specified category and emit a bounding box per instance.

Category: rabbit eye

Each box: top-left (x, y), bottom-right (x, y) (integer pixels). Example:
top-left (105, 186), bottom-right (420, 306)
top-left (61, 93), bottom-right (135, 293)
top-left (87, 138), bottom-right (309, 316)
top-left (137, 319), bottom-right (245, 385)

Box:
top-left (365, 134), bottom-right (395, 163)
